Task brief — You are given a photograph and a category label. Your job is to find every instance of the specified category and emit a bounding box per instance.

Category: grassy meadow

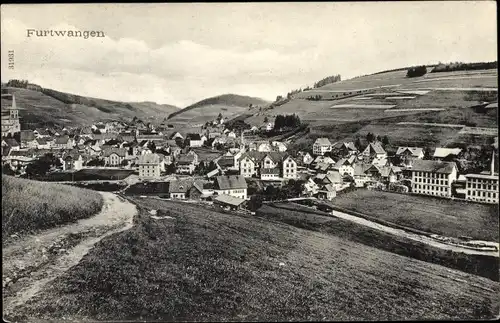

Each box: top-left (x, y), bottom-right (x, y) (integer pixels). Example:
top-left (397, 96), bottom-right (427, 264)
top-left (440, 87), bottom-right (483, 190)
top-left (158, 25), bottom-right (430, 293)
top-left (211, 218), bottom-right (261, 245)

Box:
top-left (258, 203), bottom-right (499, 281)
top-left (2, 175), bottom-right (104, 239)
top-left (9, 197), bottom-right (499, 322)
top-left (331, 190), bottom-right (499, 241)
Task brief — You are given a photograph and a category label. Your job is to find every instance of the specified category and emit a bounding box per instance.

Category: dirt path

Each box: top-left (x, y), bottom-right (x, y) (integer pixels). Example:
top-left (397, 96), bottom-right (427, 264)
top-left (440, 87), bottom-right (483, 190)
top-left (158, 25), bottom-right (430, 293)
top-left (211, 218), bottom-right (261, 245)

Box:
top-left (329, 210), bottom-right (499, 257)
top-left (2, 192), bottom-right (137, 317)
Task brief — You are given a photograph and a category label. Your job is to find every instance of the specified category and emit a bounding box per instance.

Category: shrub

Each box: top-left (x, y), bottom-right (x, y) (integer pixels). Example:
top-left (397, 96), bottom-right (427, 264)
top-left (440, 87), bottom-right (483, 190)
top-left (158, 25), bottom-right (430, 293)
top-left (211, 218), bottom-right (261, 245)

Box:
top-left (406, 65), bottom-right (427, 78)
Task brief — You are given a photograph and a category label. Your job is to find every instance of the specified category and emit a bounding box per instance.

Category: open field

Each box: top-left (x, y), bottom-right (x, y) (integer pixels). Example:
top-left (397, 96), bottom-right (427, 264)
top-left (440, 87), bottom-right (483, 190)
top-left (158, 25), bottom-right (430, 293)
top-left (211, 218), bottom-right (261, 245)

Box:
top-left (168, 104), bottom-right (250, 125)
top-left (314, 69), bottom-right (497, 92)
top-left (10, 197), bottom-right (499, 321)
top-left (331, 190), bottom-right (498, 241)
top-left (167, 94), bottom-right (269, 125)
top-left (258, 203), bottom-right (499, 281)
top-left (1, 175), bottom-right (103, 240)
top-left (288, 101), bottom-right (497, 152)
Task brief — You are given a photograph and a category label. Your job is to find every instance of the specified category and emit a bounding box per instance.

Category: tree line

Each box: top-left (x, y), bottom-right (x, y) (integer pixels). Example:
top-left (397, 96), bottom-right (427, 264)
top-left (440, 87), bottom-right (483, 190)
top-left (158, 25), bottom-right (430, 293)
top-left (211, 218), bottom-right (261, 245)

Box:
top-left (313, 74), bottom-right (341, 88)
top-left (274, 114), bottom-right (301, 130)
top-left (6, 79), bottom-right (29, 88)
top-left (306, 95), bottom-right (322, 101)
top-left (431, 61), bottom-right (497, 73)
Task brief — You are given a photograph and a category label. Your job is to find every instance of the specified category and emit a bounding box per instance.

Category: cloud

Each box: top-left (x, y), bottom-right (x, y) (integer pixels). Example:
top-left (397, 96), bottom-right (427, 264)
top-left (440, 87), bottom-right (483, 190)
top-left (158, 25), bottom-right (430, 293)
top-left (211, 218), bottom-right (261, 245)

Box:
top-left (1, 1), bottom-right (497, 108)
top-left (1, 18), bottom-right (328, 106)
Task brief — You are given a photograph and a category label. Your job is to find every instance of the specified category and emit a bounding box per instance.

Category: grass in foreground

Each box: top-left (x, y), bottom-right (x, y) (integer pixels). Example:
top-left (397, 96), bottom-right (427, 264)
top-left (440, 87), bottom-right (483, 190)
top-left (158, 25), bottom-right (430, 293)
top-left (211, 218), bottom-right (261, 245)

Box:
top-left (1, 175), bottom-right (104, 239)
top-left (258, 203), bottom-right (499, 281)
top-left (331, 190), bottom-right (498, 241)
top-left (12, 197), bottom-right (499, 322)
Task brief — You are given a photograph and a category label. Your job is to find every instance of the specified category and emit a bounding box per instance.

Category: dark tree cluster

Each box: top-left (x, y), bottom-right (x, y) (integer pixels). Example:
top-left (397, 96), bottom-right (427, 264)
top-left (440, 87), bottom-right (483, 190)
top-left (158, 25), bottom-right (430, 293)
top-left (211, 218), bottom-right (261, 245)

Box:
top-left (25, 153), bottom-right (62, 177)
top-left (431, 61), bottom-right (497, 73)
top-left (365, 133), bottom-right (389, 145)
top-left (274, 114), bottom-right (301, 130)
top-left (306, 95), bottom-right (322, 101)
top-left (406, 66), bottom-right (427, 78)
top-left (6, 79), bottom-right (29, 88)
top-left (313, 74), bottom-right (341, 88)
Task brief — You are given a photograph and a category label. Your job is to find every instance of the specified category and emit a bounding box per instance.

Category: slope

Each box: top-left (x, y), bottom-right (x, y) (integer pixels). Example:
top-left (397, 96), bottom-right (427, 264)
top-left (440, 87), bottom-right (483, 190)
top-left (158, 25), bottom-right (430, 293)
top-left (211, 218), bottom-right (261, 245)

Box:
top-left (10, 197), bottom-right (499, 322)
top-left (247, 68), bottom-right (497, 150)
top-left (1, 87), bottom-right (179, 129)
top-left (167, 94), bottom-right (269, 125)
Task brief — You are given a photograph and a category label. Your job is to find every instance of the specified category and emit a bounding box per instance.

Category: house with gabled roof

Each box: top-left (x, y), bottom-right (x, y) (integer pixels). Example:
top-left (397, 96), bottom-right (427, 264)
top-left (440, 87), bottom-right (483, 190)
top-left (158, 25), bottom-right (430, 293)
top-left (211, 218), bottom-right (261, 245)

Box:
top-left (361, 142), bottom-right (387, 161)
top-left (62, 150), bottom-right (84, 171)
top-left (353, 163), bottom-right (373, 187)
top-left (34, 128), bottom-right (51, 138)
top-left (248, 141), bottom-right (272, 152)
top-left (214, 175), bottom-right (248, 200)
top-left (103, 147), bottom-right (128, 166)
top-left (396, 147), bottom-right (424, 167)
top-left (317, 183), bottom-right (336, 201)
top-left (6, 149), bottom-right (37, 170)
top-left (302, 152), bottom-right (314, 166)
top-left (1, 138), bottom-right (20, 151)
top-left (20, 130), bottom-right (37, 148)
top-left (432, 147), bottom-right (462, 161)
top-left (138, 153), bottom-right (161, 179)
top-left (53, 135), bottom-right (75, 149)
top-left (238, 151), bottom-right (297, 180)
top-left (213, 194), bottom-right (246, 210)
top-left (313, 138), bottom-right (332, 156)
top-left (332, 156), bottom-right (356, 176)
top-left (334, 141), bottom-right (358, 157)
top-left (176, 154), bottom-right (196, 174)
top-left (168, 179), bottom-right (194, 199)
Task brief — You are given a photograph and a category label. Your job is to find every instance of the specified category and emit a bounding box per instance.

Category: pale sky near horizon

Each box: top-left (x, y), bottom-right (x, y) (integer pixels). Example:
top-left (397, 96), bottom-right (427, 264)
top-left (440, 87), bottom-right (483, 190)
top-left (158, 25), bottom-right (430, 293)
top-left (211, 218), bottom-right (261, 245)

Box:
top-left (1, 2), bottom-right (497, 107)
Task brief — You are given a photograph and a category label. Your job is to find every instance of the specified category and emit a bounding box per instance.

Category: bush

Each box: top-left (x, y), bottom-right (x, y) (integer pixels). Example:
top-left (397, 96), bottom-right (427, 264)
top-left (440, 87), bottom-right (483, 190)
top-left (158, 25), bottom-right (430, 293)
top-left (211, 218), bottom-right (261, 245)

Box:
top-left (406, 65), bottom-right (427, 78)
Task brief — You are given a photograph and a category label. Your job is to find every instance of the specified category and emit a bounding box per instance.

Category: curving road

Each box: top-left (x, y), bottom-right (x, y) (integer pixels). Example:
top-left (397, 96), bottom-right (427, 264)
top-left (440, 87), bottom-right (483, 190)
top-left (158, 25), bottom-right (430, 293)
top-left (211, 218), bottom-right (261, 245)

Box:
top-left (330, 209), bottom-right (499, 257)
top-left (2, 192), bottom-right (138, 317)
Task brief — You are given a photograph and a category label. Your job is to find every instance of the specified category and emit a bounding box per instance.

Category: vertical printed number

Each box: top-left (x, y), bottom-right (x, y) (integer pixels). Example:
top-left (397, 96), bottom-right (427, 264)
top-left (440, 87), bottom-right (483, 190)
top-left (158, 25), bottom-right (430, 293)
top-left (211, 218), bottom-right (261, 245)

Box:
top-left (8, 50), bottom-right (14, 69)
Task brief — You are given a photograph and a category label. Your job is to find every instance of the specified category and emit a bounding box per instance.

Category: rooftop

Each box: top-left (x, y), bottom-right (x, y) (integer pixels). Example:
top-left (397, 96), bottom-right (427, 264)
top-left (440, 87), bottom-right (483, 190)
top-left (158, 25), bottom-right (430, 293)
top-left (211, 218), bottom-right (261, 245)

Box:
top-left (411, 160), bottom-right (457, 174)
top-left (213, 194), bottom-right (246, 207)
top-left (138, 153), bottom-right (161, 164)
top-left (396, 147), bottom-right (424, 157)
top-left (314, 137), bottom-right (332, 146)
top-left (433, 147), bottom-right (462, 158)
top-left (216, 175), bottom-right (248, 190)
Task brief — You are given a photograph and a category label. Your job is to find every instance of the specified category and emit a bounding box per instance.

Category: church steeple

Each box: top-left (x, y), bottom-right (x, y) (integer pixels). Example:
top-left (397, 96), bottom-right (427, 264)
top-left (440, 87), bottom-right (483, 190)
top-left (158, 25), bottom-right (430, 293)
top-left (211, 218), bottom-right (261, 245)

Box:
top-left (10, 95), bottom-right (18, 120)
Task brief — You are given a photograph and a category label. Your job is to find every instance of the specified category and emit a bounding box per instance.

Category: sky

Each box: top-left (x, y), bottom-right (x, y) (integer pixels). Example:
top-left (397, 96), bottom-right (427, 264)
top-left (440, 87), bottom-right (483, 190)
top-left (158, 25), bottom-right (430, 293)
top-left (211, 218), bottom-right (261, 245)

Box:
top-left (1, 2), bottom-right (497, 108)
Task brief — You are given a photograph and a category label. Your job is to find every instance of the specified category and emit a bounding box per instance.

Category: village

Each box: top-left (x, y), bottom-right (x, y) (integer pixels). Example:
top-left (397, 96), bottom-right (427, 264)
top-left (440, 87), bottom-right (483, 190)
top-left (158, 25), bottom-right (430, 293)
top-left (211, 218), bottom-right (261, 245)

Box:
top-left (2, 91), bottom-right (498, 212)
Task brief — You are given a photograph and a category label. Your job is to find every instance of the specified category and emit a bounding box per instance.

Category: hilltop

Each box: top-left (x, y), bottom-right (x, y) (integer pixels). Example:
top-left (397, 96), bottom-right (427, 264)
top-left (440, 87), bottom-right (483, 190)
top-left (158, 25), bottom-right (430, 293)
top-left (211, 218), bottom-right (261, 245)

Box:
top-left (167, 94), bottom-right (269, 125)
top-left (243, 67), bottom-right (498, 150)
top-left (1, 86), bottom-right (179, 129)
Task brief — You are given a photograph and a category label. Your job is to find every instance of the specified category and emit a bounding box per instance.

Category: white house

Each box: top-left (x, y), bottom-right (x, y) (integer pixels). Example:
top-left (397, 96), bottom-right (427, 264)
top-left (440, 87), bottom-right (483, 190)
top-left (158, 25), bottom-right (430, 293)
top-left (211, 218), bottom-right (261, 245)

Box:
top-left (333, 156), bottom-right (356, 177)
top-left (282, 155), bottom-right (297, 179)
top-left (361, 142), bottom-right (387, 161)
top-left (396, 147), bottom-right (424, 167)
top-left (239, 154), bottom-right (257, 178)
top-left (272, 141), bottom-right (288, 152)
top-left (103, 147), bottom-right (128, 166)
top-left (214, 175), bottom-right (248, 200)
top-left (313, 138), bottom-right (332, 156)
top-left (138, 153), bottom-right (161, 179)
